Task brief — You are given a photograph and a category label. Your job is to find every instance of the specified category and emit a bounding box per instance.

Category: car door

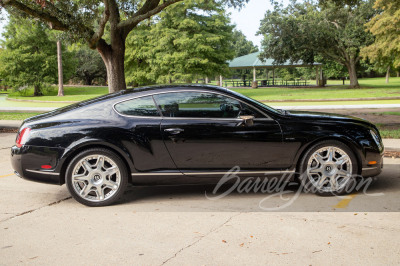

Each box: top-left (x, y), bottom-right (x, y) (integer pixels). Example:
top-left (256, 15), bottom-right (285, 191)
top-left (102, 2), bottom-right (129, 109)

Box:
top-left (153, 90), bottom-right (286, 175)
top-left (113, 95), bottom-right (177, 172)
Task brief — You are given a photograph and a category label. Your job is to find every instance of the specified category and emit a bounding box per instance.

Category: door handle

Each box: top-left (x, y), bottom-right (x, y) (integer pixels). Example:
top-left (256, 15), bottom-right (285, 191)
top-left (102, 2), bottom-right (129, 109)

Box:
top-left (164, 128), bottom-right (184, 135)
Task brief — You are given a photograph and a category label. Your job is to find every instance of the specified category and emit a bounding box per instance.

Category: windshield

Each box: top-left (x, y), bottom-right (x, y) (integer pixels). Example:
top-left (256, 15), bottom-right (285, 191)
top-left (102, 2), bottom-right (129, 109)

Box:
top-left (227, 89), bottom-right (282, 115)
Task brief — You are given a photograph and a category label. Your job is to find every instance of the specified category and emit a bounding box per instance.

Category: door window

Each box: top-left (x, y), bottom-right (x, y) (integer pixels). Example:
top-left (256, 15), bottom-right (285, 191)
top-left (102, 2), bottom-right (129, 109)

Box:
top-left (153, 92), bottom-right (242, 118)
top-left (239, 102), bottom-right (266, 118)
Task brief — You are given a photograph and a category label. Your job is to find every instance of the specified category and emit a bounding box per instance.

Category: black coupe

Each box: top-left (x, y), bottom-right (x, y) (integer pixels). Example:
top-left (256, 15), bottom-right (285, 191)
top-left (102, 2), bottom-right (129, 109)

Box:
top-left (11, 85), bottom-right (384, 206)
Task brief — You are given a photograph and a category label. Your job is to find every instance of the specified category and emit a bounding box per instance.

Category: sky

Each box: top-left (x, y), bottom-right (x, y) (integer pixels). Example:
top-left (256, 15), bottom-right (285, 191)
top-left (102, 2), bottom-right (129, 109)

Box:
top-left (228, 0), bottom-right (291, 48)
top-left (0, 0), bottom-right (291, 47)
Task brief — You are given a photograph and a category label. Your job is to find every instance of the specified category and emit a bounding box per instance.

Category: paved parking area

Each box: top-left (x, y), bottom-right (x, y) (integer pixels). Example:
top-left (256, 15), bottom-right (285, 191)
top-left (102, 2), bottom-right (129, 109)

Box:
top-left (1, 133), bottom-right (399, 265)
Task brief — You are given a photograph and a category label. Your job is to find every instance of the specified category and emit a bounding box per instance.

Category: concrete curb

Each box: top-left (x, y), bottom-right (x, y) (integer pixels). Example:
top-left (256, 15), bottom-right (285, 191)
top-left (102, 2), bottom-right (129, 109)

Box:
top-left (0, 120), bottom-right (22, 129)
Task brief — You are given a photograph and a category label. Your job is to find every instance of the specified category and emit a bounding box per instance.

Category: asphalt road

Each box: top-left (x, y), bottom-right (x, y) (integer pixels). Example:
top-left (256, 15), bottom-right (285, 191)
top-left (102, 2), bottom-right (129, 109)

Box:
top-left (0, 133), bottom-right (399, 265)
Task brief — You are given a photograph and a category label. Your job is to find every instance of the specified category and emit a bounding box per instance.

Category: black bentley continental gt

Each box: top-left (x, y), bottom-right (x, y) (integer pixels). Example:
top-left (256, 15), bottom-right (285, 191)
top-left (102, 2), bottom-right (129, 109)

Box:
top-left (11, 85), bottom-right (384, 206)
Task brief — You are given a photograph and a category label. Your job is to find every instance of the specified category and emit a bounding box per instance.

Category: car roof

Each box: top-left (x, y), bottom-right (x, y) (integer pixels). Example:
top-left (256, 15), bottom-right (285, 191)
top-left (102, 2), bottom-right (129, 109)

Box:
top-left (119, 84), bottom-right (230, 96)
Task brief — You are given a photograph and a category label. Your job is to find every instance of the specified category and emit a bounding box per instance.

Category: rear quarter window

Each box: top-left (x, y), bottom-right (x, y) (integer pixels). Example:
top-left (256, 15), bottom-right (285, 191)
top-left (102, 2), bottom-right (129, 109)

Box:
top-left (114, 96), bottom-right (160, 117)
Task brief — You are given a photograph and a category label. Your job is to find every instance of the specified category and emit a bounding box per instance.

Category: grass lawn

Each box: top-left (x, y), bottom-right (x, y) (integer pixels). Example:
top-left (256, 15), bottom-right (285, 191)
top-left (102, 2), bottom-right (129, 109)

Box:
top-left (232, 77), bottom-right (400, 101)
top-left (377, 128), bottom-right (400, 139)
top-left (0, 112), bottom-right (41, 120)
top-left (7, 86), bottom-right (108, 102)
top-left (267, 99), bottom-right (400, 106)
top-left (372, 111), bottom-right (400, 116)
top-left (0, 95), bottom-right (68, 108)
top-left (3, 77), bottom-right (400, 104)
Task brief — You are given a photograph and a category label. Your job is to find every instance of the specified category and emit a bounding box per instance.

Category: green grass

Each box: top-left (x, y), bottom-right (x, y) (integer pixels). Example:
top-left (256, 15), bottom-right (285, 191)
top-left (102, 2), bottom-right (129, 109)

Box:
top-left (372, 111), bottom-right (400, 116)
top-left (0, 112), bottom-right (42, 120)
top-left (233, 78), bottom-right (400, 101)
top-left (3, 77), bottom-right (400, 105)
top-left (267, 99), bottom-right (400, 106)
top-left (0, 95), bottom-right (69, 108)
top-left (378, 129), bottom-right (400, 139)
top-left (7, 86), bottom-right (108, 102)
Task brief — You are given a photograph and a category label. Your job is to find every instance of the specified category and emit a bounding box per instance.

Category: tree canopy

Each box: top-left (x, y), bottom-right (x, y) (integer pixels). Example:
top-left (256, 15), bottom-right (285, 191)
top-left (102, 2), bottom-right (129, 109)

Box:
top-left (0, 0), bottom-right (249, 93)
top-left (231, 29), bottom-right (258, 57)
top-left (0, 16), bottom-right (75, 95)
top-left (125, 0), bottom-right (234, 85)
top-left (360, 0), bottom-right (400, 82)
top-left (73, 46), bottom-right (107, 85)
top-left (258, 0), bottom-right (376, 87)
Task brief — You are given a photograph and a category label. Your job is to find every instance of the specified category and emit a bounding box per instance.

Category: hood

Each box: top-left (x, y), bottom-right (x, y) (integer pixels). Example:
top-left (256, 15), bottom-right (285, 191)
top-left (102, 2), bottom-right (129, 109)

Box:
top-left (287, 110), bottom-right (375, 127)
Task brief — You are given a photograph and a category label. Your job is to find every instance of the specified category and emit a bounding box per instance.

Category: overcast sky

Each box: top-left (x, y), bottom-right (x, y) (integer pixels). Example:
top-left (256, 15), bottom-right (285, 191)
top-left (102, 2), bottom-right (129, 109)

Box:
top-left (0, 0), bottom-right (291, 48)
top-left (228, 0), bottom-right (291, 48)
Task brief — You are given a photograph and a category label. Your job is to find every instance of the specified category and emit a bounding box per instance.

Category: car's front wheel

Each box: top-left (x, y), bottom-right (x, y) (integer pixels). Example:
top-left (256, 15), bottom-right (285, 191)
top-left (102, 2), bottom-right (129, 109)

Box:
top-left (65, 148), bottom-right (128, 207)
top-left (299, 140), bottom-right (358, 196)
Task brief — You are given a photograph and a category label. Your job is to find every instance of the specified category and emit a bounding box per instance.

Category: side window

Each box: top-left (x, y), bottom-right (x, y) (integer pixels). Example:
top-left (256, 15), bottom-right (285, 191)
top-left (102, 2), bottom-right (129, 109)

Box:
top-left (239, 102), bottom-right (266, 118)
top-left (114, 96), bottom-right (160, 117)
top-left (153, 92), bottom-right (241, 118)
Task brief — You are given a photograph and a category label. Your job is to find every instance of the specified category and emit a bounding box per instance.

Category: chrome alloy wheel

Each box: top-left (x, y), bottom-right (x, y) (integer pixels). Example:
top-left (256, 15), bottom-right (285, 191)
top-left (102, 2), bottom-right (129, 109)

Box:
top-left (306, 146), bottom-right (353, 192)
top-left (71, 155), bottom-right (121, 202)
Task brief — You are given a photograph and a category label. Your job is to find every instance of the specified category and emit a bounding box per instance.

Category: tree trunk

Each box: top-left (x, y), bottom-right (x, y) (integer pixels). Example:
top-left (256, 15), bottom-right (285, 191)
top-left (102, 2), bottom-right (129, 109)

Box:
top-left (33, 85), bottom-right (41, 96)
top-left (97, 39), bottom-right (126, 93)
top-left (386, 65), bottom-right (391, 84)
top-left (345, 59), bottom-right (359, 88)
top-left (85, 75), bottom-right (93, 85)
top-left (57, 40), bottom-right (64, 96)
top-left (397, 71), bottom-right (399, 77)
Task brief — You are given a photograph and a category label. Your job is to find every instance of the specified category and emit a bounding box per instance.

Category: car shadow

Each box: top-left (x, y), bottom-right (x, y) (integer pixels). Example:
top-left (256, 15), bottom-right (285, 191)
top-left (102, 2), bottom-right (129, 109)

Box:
top-left (116, 163), bottom-right (400, 211)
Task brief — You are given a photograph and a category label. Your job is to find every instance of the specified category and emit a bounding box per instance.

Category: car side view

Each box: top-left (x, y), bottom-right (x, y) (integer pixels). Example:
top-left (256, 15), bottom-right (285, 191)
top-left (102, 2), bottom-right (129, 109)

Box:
top-left (11, 85), bottom-right (384, 206)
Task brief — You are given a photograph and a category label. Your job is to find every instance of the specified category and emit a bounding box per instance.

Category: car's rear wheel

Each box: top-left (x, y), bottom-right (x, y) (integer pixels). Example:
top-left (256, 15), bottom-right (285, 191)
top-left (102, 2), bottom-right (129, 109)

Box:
top-left (299, 140), bottom-right (358, 196)
top-left (66, 148), bottom-right (128, 207)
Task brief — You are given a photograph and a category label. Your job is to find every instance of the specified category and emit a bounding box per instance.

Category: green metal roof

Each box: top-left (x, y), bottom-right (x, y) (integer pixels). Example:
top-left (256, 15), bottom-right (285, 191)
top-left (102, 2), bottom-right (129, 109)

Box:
top-left (228, 51), bottom-right (322, 69)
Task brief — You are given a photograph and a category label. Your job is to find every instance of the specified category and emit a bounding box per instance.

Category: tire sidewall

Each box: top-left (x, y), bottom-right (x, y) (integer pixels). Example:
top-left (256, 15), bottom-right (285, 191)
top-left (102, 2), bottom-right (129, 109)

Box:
top-left (65, 148), bottom-right (128, 207)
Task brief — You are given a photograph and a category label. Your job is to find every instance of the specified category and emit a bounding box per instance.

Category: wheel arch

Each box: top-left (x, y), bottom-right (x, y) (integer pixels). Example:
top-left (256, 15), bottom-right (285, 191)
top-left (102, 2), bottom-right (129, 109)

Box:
top-left (59, 142), bottom-right (134, 185)
top-left (294, 136), bottom-right (363, 175)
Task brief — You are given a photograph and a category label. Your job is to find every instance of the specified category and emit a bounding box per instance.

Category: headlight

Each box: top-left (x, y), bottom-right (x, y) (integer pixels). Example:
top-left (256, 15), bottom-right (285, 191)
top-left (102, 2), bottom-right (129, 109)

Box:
top-left (370, 129), bottom-right (382, 149)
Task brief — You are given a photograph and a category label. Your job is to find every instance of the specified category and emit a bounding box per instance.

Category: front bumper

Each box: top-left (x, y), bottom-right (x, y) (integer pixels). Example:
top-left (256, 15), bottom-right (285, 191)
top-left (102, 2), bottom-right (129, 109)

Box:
top-left (11, 145), bottom-right (65, 185)
top-left (360, 153), bottom-right (384, 178)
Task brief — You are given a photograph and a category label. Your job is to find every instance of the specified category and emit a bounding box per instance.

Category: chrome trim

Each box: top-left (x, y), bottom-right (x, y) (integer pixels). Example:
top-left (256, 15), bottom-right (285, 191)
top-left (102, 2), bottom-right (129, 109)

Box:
top-left (131, 172), bottom-right (183, 176)
top-left (26, 169), bottom-right (60, 175)
top-left (131, 170), bottom-right (294, 176)
top-left (113, 89), bottom-right (272, 120)
top-left (362, 167), bottom-right (378, 171)
top-left (182, 170), bottom-right (295, 175)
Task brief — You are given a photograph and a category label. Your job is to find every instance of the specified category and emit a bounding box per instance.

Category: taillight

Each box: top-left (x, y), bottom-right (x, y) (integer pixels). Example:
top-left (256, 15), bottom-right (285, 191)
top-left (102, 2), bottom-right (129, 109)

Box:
top-left (16, 127), bottom-right (31, 148)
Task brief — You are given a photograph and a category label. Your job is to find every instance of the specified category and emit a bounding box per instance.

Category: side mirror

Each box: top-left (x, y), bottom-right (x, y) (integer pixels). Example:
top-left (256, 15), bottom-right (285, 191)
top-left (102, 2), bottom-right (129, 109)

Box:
top-left (239, 115), bottom-right (254, 126)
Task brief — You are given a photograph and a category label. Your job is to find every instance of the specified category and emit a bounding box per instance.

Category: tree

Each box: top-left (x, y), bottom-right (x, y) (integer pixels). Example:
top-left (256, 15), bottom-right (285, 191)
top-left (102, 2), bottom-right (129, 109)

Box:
top-left (229, 29), bottom-right (259, 81)
top-left (125, 0), bottom-right (235, 85)
top-left (0, 0), bottom-right (248, 93)
top-left (360, 0), bottom-right (400, 83)
top-left (258, 0), bottom-right (376, 88)
top-left (231, 29), bottom-right (258, 57)
top-left (0, 17), bottom-right (59, 95)
top-left (57, 40), bottom-right (64, 96)
top-left (74, 47), bottom-right (107, 85)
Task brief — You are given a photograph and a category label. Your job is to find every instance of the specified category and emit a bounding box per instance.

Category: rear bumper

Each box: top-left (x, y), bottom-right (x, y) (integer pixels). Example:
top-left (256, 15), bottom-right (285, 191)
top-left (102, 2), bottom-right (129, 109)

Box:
top-left (11, 145), bottom-right (65, 185)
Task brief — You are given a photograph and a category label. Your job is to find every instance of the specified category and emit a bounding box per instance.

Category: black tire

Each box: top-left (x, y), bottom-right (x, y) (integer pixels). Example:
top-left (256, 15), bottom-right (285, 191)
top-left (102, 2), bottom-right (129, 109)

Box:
top-left (298, 140), bottom-right (358, 196)
top-left (65, 148), bottom-right (128, 207)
